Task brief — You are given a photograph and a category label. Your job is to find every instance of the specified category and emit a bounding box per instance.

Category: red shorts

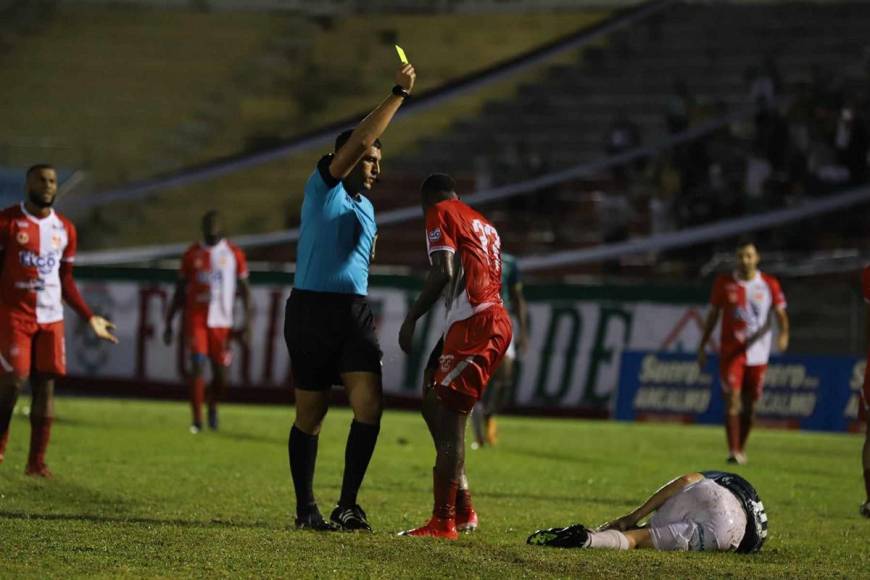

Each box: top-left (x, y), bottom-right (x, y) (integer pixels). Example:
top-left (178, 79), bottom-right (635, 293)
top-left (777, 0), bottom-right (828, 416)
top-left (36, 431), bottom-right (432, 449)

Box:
top-left (185, 318), bottom-right (232, 367)
top-left (433, 306), bottom-right (512, 414)
top-left (720, 356), bottom-right (766, 401)
top-left (0, 311), bottom-right (65, 378)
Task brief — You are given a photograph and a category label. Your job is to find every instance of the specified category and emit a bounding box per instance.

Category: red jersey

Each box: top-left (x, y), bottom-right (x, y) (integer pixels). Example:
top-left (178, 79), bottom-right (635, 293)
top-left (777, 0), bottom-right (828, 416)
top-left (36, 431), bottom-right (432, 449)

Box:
top-left (425, 199), bottom-right (503, 328)
top-left (0, 203), bottom-right (78, 324)
top-left (180, 239), bottom-right (248, 329)
top-left (710, 271), bottom-right (786, 366)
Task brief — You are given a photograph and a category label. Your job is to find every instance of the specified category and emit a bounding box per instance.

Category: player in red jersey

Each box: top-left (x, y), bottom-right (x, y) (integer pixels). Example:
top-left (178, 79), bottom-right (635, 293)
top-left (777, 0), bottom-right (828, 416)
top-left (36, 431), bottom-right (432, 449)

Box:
top-left (398, 174), bottom-right (512, 540)
top-left (860, 266), bottom-right (870, 518)
top-left (0, 164), bottom-right (118, 477)
top-left (697, 241), bottom-right (789, 465)
top-left (164, 211), bottom-right (251, 433)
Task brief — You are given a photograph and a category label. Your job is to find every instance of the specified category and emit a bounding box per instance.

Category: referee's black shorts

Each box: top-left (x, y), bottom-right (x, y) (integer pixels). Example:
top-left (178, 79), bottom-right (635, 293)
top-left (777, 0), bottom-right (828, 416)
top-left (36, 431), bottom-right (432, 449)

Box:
top-left (284, 289), bottom-right (383, 391)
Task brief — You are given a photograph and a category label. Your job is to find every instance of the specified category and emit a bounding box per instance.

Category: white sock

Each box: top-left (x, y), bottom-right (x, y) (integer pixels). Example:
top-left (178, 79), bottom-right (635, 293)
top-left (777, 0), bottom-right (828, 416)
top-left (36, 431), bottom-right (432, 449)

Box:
top-left (587, 530), bottom-right (630, 550)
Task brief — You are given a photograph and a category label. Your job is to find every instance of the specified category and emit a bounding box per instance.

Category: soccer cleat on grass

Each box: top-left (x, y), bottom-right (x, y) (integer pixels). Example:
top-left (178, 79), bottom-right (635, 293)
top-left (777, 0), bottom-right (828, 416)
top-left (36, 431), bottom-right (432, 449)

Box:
top-left (398, 516), bottom-right (459, 540)
top-left (331, 504), bottom-right (373, 532)
top-left (527, 524), bottom-right (590, 548)
top-left (189, 423), bottom-right (201, 435)
top-left (860, 502), bottom-right (870, 518)
top-left (726, 452), bottom-right (747, 465)
top-left (207, 408), bottom-right (218, 431)
top-left (24, 462), bottom-right (53, 479)
top-left (295, 506), bottom-right (340, 531)
top-left (456, 508), bottom-right (479, 532)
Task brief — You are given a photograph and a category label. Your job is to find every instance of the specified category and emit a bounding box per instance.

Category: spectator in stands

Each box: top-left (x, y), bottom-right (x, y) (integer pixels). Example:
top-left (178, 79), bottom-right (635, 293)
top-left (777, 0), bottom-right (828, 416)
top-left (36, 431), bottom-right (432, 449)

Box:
top-left (665, 79), bottom-right (694, 134)
top-left (746, 57), bottom-right (781, 112)
top-left (605, 111), bottom-right (641, 157)
top-left (834, 103), bottom-right (869, 185)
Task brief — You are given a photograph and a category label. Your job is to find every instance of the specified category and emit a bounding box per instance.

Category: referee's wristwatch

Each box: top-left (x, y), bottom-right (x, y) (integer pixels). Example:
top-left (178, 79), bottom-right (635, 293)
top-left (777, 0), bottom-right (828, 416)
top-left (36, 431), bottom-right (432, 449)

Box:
top-left (392, 85), bottom-right (411, 99)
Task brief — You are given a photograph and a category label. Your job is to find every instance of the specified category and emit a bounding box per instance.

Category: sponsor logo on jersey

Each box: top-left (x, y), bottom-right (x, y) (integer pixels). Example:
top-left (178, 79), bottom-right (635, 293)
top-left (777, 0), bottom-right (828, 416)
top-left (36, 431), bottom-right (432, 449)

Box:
top-left (16, 231), bottom-right (29, 245)
top-left (19, 250), bottom-right (60, 275)
top-left (16, 221), bottom-right (28, 228)
top-left (428, 228), bottom-right (442, 242)
top-left (195, 270), bottom-right (224, 284)
top-left (438, 354), bottom-right (454, 374)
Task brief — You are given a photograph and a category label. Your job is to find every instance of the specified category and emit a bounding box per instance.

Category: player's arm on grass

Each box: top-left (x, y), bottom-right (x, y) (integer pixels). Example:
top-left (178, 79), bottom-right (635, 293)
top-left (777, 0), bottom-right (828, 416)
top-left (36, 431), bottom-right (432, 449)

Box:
top-left (598, 472), bottom-right (705, 532)
top-left (509, 281), bottom-right (529, 354)
top-left (399, 251), bottom-right (454, 354)
top-left (327, 64), bottom-right (416, 180)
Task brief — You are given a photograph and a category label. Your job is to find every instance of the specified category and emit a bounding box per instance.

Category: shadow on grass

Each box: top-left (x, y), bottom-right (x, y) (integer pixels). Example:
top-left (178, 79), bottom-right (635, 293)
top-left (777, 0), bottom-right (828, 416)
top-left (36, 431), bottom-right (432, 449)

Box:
top-left (0, 510), bottom-right (283, 531)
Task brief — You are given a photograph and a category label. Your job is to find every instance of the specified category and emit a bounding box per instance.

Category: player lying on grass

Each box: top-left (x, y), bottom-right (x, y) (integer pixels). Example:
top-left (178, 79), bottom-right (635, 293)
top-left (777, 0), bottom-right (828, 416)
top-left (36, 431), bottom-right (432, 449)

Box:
top-left (398, 174), bottom-right (512, 539)
top-left (527, 471), bottom-right (767, 553)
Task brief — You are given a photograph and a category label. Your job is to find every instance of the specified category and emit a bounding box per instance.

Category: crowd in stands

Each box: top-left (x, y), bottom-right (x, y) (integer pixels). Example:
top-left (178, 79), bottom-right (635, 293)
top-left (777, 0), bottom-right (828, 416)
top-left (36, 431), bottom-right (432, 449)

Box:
top-left (615, 53), bottom-right (870, 252)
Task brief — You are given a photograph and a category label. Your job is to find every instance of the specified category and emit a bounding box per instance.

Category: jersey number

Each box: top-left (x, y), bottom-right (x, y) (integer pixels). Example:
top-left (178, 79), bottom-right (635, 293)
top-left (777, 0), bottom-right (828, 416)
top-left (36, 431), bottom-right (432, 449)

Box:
top-left (472, 219), bottom-right (502, 271)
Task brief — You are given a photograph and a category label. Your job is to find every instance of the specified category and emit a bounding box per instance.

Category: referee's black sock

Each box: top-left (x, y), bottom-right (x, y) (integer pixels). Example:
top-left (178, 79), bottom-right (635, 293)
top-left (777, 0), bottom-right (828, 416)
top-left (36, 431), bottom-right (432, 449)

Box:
top-left (289, 425), bottom-right (318, 516)
top-left (339, 420), bottom-right (380, 507)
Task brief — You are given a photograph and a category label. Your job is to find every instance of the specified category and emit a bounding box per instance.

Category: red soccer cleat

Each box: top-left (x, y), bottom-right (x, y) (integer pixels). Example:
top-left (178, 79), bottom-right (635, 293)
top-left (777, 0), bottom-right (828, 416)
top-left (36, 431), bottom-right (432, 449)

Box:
top-left (456, 508), bottom-right (479, 532)
top-left (24, 462), bottom-right (53, 479)
top-left (398, 516), bottom-right (459, 540)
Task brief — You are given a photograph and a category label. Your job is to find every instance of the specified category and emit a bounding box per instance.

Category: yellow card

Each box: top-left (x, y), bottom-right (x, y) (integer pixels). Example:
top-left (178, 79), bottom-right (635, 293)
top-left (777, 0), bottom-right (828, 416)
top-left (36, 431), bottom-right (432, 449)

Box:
top-left (395, 44), bottom-right (408, 64)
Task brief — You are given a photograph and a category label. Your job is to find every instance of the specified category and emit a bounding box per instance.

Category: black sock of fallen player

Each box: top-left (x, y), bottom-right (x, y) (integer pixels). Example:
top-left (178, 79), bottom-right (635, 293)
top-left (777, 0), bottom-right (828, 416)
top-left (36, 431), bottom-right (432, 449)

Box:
top-left (338, 420), bottom-right (380, 507)
top-left (289, 425), bottom-right (319, 516)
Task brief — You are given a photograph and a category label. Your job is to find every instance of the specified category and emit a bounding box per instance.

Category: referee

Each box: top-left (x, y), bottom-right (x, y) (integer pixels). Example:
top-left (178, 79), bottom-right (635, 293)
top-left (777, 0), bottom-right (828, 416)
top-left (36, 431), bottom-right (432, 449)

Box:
top-left (285, 62), bottom-right (415, 531)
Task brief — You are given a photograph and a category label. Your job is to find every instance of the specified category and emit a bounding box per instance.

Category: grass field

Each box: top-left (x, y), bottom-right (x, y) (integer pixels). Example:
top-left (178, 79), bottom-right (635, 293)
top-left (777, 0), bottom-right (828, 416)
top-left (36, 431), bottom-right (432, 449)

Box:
top-left (0, 397), bottom-right (866, 578)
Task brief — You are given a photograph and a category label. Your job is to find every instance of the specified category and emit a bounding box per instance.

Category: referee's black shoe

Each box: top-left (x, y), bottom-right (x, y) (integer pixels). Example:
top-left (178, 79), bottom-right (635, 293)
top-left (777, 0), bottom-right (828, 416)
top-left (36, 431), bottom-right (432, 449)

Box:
top-left (295, 505), bottom-right (340, 531)
top-left (330, 504), bottom-right (373, 532)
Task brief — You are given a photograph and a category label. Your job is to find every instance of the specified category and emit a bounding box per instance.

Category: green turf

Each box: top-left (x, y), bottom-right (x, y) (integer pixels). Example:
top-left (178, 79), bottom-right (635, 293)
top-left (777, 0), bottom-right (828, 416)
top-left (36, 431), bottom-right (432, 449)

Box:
top-left (0, 397), bottom-right (866, 578)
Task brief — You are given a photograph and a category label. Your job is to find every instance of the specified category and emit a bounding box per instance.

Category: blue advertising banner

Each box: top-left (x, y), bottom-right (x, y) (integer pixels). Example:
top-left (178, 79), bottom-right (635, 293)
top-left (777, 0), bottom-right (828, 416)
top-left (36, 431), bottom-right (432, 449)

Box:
top-left (615, 351), bottom-right (866, 433)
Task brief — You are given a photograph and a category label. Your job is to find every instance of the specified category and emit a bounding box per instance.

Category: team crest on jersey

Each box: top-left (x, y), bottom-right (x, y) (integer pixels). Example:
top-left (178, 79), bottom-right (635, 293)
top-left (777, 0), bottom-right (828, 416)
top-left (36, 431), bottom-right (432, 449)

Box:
top-left (753, 291), bottom-right (765, 302)
top-left (51, 234), bottom-right (63, 250)
top-left (428, 228), bottom-right (442, 242)
top-left (218, 255), bottom-right (228, 268)
top-left (16, 231), bottom-right (29, 245)
top-left (194, 258), bottom-right (203, 269)
top-left (438, 354), bottom-right (454, 373)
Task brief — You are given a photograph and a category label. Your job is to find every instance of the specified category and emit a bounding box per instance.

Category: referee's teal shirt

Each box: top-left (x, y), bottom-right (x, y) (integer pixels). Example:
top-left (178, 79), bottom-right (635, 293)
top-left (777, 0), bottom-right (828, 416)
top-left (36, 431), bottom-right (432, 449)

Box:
top-left (294, 155), bottom-right (377, 296)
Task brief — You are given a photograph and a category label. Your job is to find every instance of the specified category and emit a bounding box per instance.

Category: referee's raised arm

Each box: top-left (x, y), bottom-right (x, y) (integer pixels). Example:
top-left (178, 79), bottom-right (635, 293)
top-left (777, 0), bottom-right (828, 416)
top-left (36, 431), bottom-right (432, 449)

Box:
top-left (327, 63), bottom-right (416, 180)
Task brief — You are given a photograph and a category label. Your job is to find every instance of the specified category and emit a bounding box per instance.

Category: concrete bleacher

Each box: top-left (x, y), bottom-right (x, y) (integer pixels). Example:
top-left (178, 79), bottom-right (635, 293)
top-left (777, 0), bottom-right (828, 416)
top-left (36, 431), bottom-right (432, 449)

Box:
top-left (396, 2), bottom-right (870, 176)
top-left (366, 1), bottom-right (870, 270)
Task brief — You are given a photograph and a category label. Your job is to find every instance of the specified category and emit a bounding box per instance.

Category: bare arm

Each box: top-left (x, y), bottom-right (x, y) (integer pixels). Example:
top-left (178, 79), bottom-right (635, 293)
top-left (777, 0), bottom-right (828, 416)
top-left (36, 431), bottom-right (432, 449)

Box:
top-left (328, 64), bottom-right (416, 180)
top-left (163, 279), bottom-right (186, 345)
top-left (775, 307), bottom-right (789, 352)
top-left (509, 282), bottom-right (529, 354)
top-left (599, 472), bottom-right (705, 531)
top-left (238, 278), bottom-right (253, 346)
top-left (399, 251), bottom-right (454, 354)
top-left (697, 305), bottom-right (720, 369)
